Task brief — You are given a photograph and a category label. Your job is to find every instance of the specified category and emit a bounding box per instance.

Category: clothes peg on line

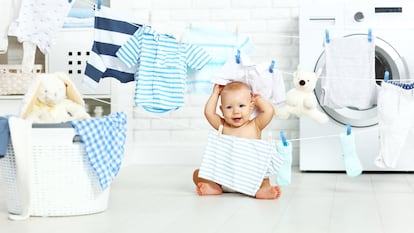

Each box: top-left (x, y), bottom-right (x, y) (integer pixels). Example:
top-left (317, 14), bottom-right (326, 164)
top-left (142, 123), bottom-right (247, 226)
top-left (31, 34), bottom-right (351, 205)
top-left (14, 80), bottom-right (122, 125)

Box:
top-left (235, 49), bottom-right (241, 64)
top-left (368, 28), bottom-right (373, 42)
top-left (269, 60), bottom-right (276, 73)
top-left (68, 0), bottom-right (72, 3)
top-left (383, 71), bottom-right (389, 83)
top-left (97, 0), bottom-right (102, 10)
top-left (280, 131), bottom-right (288, 147)
top-left (325, 29), bottom-right (330, 44)
top-left (346, 123), bottom-right (351, 135)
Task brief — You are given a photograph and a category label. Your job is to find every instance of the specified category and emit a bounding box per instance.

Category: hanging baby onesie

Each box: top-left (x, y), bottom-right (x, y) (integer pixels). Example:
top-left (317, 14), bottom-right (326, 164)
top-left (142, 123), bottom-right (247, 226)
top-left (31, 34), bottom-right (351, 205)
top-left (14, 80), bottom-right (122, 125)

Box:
top-left (184, 27), bottom-right (254, 94)
top-left (198, 130), bottom-right (285, 196)
top-left (8, 0), bottom-right (72, 72)
top-left (0, 0), bottom-right (21, 54)
top-left (375, 81), bottom-right (414, 168)
top-left (275, 140), bottom-right (292, 186)
top-left (322, 35), bottom-right (377, 110)
top-left (340, 131), bottom-right (362, 177)
top-left (84, 6), bottom-right (142, 89)
top-left (116, 26), bottom-right (211, 113)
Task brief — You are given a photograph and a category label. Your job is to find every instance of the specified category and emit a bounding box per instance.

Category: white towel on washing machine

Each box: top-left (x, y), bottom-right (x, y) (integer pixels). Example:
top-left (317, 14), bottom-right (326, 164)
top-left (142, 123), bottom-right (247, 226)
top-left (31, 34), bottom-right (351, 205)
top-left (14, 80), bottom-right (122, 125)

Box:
top-left (321, 36), bottom-right (377, 110)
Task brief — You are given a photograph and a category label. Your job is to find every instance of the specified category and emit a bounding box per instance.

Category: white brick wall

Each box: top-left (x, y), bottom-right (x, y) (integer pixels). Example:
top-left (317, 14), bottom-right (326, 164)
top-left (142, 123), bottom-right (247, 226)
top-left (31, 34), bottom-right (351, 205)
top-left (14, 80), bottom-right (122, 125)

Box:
top-left (111, 0), bottom-right (300, 165)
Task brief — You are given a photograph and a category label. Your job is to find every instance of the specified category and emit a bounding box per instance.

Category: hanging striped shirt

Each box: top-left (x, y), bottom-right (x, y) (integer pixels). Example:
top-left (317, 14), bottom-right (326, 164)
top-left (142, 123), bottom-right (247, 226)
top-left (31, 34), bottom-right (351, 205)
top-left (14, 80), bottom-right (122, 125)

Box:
top-left (116, 26), bottom-right (211, 113)
top-left (198, 130), bottom-right (285, 196)
top-left (84, 6), bottom-right (142, 88)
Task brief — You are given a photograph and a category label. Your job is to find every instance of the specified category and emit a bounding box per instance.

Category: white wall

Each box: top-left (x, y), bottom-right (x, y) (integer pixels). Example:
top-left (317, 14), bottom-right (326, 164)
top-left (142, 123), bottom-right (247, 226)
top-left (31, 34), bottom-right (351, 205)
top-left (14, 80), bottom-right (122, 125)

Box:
top-left (110, 0), bottom-right (301, 166)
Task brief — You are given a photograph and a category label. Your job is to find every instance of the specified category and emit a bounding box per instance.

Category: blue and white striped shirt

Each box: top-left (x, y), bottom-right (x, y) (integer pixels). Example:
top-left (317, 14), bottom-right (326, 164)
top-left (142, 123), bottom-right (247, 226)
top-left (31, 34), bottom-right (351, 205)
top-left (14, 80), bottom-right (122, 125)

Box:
top-left (117, 26), bottom-right (211, 113)
top-left (198, 130), bottom-right (285, 196)
top-left (84, 6), bottom-right (142, 88)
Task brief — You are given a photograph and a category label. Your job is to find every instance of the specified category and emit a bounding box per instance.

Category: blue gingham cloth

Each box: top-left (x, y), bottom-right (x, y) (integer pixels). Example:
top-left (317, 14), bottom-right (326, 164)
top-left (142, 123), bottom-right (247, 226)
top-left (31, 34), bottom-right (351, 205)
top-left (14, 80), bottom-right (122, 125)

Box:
top-left (71, 112), bottom-right (127, 190)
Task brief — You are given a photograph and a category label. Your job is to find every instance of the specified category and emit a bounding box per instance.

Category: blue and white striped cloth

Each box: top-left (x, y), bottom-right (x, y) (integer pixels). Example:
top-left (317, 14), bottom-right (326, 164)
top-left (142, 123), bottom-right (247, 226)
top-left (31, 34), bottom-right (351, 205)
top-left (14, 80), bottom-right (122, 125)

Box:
top-left (71, 112), bottom-right (127, 190)
top-left (198, 130), bottom-right (285, 196)
top-left (185, 27), bottom-right (254, 94)
top-left (84, 6), bottom-right (142, 88)
top-left (116, 26), bottom-right (212, 113)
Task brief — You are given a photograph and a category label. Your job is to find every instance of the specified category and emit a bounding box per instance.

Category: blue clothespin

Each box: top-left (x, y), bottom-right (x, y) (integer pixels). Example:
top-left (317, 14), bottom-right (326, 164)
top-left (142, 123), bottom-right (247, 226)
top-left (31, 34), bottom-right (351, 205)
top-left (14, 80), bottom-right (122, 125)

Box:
top-left (68, 0), bottom-right (72, 3)
top-left (368, 28), bottom-right (372, 42)
top-left (269, 60), bottom-right (275, 73)
top-left (235, 49), bottom-right (241, 64)
top-left (280, 131), bottom-right (288, 147)
top-left (325, 29), bottom-right (330, 44)
top-left (384, 71), bottom-right (389, 83)
top-left (97, 0), bottom-right (102, 10)
top-left (346, 124), bottom-right (351, 136)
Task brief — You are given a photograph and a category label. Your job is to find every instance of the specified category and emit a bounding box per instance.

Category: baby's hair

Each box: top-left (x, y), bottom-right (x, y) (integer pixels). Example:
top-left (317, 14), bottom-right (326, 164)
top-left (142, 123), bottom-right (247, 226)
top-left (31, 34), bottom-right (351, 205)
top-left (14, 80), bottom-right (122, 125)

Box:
top-left (221, 81), bottom-right (252, 94)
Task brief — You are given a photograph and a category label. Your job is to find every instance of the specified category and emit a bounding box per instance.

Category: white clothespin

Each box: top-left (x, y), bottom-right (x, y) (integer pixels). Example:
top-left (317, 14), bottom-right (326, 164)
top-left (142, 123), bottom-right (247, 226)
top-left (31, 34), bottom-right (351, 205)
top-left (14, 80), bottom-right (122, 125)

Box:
top-left (217, 125), bottom-right (224, 137)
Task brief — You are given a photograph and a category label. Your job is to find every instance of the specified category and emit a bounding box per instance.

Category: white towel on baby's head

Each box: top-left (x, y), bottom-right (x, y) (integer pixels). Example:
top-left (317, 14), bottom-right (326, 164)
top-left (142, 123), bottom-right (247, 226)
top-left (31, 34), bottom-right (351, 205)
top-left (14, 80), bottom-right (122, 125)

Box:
top-left (321, 35), bottom-right (377, 110)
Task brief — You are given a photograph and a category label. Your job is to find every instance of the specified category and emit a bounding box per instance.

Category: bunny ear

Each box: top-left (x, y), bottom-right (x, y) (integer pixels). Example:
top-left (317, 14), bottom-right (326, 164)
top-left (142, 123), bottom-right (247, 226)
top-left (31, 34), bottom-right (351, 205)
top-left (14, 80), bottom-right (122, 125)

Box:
top-left (55, 72), bottom-right (85, 106)
top-left (20, 75), bottom-right (43, 119)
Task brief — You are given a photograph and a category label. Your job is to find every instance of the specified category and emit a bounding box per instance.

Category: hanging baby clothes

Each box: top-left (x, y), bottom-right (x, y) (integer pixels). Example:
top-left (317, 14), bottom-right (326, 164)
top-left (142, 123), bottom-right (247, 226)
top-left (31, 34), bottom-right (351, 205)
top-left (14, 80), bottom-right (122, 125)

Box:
top-left (0, 0), bottom-right (21, 54)
top-left (184, 27), bottom-right (254, 94)
top-left (340, 131), bottom-right (363, 177)
top-left (71, 112), bottom-right (127, 190)
top-left (210, 52), bottom-right (253, 85)
top-left (84, 6), bottom-right (142, 89)
top-left (198, 129), bottom-right (285, 196)
top-left (275, 140), bottom-right (293, 186)
top-left (8, 0), bottom-right (73, 72)
top-left (255, 62), bottom-right (287, 106)
top-left (322, 35), bottom-right (377, 110)
top-left (116, 26), bottom-right (211, 113)
top-left (375, 81), bottom-right (414, 168)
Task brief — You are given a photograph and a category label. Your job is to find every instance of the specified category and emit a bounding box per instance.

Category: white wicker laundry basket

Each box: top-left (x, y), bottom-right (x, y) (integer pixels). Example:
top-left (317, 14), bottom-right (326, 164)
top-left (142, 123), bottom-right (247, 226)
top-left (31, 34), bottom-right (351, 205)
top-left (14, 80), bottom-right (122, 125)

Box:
top-left (0, 123), bottom-right (109, 217)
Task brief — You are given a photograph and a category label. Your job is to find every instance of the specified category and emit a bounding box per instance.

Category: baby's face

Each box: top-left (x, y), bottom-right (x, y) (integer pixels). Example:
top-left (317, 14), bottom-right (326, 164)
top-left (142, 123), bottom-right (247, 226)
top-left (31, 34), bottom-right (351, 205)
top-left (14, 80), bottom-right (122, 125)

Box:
top-left (220, 89), bottom-right (253, 128)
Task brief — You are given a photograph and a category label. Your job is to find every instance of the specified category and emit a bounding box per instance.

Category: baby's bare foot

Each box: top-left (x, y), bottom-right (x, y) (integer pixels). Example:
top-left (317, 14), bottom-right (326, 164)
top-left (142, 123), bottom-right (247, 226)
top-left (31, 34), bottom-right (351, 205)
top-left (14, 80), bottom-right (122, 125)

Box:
top-left (197, 182), bottom-right (222, 195)
top-left (255, 186), bottom-right (281, 199)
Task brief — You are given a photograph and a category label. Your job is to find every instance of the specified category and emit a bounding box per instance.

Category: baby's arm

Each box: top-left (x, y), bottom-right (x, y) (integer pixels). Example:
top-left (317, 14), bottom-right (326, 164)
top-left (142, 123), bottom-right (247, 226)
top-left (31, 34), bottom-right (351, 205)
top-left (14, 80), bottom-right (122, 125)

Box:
top-left (204, 84), bottom-right (223, 130)
top-left (253, 94), bottom-right (275, 130)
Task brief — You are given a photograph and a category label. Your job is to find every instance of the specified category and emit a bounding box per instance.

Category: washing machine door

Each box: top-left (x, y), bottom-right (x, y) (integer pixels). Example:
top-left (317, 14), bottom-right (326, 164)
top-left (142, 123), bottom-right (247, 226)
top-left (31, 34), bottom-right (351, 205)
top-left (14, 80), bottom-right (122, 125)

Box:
top-left (314, 34), bottom-right (408, 127)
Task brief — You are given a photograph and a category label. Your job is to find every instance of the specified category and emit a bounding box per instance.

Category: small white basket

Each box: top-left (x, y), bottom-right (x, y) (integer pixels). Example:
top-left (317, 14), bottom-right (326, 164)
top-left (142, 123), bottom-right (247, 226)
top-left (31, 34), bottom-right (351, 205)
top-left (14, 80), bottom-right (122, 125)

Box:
top-left (0, 64), bottom-right (43, 96)
top-left (0, 124), bottom-right (109, 217)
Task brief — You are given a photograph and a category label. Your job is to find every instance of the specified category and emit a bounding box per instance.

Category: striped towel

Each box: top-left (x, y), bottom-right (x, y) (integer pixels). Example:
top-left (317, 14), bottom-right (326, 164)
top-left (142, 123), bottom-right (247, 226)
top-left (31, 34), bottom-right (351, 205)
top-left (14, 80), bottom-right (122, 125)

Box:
top-left (71, 112), bottom-right (127, 190)
top-left (199, 130), bottom-right (284, 196)
top-left (84, 6), bottom-right (142, 88)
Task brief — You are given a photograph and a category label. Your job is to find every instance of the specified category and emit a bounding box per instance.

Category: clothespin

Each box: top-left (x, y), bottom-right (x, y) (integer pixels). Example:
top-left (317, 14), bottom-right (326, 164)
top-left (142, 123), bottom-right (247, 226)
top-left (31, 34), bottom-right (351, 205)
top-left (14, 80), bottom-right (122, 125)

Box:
top-left (235, 49), bottom-right (241, 64)
top-left (368, 28), bottom-right (372, 42)
top-left (346, 123), bottom-right (351, 136)
top-left (97, 0), bottom-right (102, 10)
top-left (325, 29), bottom-right (330, 44)
top-left (280, 131), bottom-right (288, 147)
top-left (68, 0), bottom-right (72, 3)
top-left (269, 60), bottom-right (276, 73)
top-left (383, 71), bottom-right (389, 83)
top-left (217, 125), bottom-right (224, 137)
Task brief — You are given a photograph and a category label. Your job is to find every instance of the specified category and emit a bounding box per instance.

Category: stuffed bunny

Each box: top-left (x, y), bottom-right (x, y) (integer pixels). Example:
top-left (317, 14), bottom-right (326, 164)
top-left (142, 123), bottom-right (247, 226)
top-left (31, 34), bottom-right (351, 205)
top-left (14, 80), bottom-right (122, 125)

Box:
top-left (20, 72), bottom-right (90, 123)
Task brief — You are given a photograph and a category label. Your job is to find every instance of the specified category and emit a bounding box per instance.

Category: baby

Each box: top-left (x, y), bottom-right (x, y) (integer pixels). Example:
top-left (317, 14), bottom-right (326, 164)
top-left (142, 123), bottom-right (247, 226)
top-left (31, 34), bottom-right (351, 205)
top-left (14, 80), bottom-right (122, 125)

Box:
top-left (193, 81), bottom-right (281, 199)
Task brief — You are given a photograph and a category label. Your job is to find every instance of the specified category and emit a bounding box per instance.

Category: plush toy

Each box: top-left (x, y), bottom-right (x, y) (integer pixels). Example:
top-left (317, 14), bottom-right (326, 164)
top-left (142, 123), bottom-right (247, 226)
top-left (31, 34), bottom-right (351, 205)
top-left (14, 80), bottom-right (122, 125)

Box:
top-left (276, 68), bottom-right (329, 124)
top-left (20, 72), bottom-right (90, 123)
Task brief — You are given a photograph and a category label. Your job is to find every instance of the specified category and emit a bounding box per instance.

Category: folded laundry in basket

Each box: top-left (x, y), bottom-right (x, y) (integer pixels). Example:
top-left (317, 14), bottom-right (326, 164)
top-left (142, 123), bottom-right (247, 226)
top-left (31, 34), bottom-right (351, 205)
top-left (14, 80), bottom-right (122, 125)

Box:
top-left (71, 112), bottom-right (127, 190)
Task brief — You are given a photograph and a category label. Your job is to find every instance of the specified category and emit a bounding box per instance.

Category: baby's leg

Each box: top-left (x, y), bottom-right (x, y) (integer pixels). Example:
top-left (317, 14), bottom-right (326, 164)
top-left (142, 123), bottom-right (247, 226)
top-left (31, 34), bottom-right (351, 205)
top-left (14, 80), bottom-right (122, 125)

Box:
top-left (255, 178), bottom-right (281, 199)
top-left (193, 169), bottom-right (222, 195)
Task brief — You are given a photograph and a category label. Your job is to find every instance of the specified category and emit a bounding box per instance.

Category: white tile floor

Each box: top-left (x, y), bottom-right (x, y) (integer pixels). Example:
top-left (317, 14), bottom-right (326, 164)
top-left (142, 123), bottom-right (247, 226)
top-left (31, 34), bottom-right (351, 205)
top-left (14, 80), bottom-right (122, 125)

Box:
top-left (1, 165), bottom-right (414, 233)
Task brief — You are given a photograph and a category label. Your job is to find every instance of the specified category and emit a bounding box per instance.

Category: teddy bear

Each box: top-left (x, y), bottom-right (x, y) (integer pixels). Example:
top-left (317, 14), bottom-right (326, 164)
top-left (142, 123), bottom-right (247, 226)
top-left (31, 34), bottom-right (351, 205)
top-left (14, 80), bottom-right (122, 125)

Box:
top-left (276, 68), bottom-right (329, 124)
top-left (20, 72), bottom-right (90, 123)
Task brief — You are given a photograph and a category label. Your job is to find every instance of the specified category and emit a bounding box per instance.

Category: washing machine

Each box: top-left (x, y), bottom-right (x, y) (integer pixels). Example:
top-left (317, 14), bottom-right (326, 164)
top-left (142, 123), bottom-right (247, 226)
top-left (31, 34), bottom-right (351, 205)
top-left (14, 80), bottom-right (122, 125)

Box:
top-left (299, 0), bottom-right (414, 171)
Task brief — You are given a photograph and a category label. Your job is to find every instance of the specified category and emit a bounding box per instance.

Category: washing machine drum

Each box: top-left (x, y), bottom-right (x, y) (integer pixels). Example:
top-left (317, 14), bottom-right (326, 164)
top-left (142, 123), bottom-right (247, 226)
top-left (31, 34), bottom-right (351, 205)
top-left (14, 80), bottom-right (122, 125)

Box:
top-left (314, 34), bottom-right (408, 127)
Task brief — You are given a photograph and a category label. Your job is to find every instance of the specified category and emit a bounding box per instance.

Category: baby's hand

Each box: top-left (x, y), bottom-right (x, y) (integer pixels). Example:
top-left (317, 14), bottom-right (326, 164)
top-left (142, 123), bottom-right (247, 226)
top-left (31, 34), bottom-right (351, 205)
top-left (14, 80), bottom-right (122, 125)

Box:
top-left (252, 93), bottom-right (262, 101)
top-left (213, 84), bottom-right (224, 95)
